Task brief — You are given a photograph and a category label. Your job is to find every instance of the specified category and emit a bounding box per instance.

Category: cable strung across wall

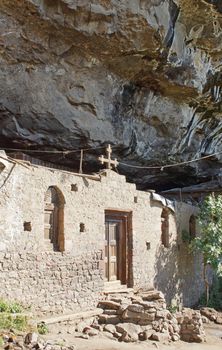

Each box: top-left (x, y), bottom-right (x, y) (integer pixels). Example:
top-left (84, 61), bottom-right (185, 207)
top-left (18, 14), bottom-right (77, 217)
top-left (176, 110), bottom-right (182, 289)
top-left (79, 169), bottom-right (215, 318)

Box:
top-left (119, 151), bottom-right (222, 170)
top-left (2, 146), bottom-right (222, 171)
top-left (2, 145), bottom-right (119, 154)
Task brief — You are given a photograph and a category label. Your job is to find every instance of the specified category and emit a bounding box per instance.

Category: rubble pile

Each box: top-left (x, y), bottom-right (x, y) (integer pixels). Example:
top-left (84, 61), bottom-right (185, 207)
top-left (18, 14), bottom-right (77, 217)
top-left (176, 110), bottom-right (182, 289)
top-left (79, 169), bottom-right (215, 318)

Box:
top-left (95, 289), bottom-right (206, 343)
top-left (200, 307), bottom-right (222, 325)
top-left (178, 309), bottom-right (206, 343)
top-left (0, 290), bottom-right (209, 348)
top-left (1, 331), bottom-right (76, 350)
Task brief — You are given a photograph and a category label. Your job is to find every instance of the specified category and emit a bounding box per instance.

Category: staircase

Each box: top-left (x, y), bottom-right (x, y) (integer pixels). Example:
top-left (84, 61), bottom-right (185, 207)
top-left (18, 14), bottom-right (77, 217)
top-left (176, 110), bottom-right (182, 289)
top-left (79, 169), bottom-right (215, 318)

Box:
top-left (103, 280), bottom-right (134, 294)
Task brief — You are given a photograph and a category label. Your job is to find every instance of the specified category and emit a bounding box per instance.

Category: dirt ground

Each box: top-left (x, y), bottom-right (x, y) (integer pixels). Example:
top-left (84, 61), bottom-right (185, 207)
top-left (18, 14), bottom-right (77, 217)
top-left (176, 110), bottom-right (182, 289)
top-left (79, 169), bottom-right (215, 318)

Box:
top-left (44, 323), bottom-right (222, 350)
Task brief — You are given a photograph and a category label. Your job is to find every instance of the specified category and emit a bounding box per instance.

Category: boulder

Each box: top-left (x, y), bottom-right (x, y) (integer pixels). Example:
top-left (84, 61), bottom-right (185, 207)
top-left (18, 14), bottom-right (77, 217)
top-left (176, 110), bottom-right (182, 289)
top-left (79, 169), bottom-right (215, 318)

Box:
top-left (24, 333), bottom-right (38, 345)
top-left (200, 307), bottom-right (218, 321)
top-left (150, 332), bottom-right (170, 342)
top-left (116, 323), bottom-right (142, 343)
top-left (119, 332), bottom-right (138, 343)
top-left (116, 323), bottom-right (142, 335)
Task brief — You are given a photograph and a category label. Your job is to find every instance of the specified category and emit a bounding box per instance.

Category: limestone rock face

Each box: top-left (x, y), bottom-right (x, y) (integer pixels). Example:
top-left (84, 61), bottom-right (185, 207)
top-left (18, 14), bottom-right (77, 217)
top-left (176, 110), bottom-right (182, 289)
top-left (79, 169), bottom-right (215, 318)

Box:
top-left (1, 0), bottom-right (222, 189)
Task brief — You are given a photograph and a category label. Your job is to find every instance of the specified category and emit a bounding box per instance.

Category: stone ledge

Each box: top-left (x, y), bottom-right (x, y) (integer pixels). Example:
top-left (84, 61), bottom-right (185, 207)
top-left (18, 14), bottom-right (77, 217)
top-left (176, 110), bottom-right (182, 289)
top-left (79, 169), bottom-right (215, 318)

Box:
top-left (37, 308), bottom-right (104, 325)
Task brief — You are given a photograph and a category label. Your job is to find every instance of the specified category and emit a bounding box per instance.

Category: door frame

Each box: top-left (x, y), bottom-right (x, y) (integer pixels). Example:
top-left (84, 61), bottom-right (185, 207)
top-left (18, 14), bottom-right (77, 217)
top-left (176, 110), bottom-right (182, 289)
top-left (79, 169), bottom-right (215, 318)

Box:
top-left (105, 209), bottom-right (133, 287)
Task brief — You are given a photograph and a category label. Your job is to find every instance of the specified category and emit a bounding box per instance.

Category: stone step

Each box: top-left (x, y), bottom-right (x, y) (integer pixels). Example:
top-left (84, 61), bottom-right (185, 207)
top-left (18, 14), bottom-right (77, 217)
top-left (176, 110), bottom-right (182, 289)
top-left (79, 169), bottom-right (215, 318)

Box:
top-left (103, 280), bottom-right (134, 295)
top-left (104, 280), bottom-right (126, 290)
top-left (44, 239), bottom-right (54, 251)
top-left (103, 288), bottom-right (134, 295)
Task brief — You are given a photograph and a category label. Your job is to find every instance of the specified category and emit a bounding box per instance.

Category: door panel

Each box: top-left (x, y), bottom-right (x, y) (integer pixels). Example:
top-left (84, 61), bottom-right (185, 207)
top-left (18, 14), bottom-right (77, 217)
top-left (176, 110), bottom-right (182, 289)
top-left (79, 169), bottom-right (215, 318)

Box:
top-left (105, 220), bottom-right (119, 281)
top-left (105, 211), bottom-right (132, 287)
top-left (109, 222), bottom-right (118, 281)
top-left (105, 217), bottom-right (127, 283)
top-left (105, 222), bottom-right (109, 281)
top-left (44, 210), bottom-right (53, 240)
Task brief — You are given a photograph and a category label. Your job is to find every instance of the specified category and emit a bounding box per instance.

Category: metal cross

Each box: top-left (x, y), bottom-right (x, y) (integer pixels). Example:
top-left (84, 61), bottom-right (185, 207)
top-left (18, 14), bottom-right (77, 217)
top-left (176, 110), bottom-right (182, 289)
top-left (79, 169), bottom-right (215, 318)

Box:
top-left (98, 144), bottom-right (119, 170)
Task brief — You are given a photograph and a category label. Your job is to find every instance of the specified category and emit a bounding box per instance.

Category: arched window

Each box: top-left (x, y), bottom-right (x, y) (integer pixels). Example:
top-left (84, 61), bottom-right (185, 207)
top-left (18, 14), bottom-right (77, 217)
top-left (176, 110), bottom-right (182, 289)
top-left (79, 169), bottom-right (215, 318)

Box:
top-left (44, 186), bottom-right (65, 252)
top-left (189, 215), bottom-right (196, 240)
top-left (161, 208), bottom-right (170, 248)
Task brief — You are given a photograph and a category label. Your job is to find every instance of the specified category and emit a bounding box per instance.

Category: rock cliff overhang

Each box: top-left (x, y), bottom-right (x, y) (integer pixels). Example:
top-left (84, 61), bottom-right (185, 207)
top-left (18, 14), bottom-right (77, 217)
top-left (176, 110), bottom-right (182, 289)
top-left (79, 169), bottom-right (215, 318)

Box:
top-left (0, 0), bottom-right (222, 190)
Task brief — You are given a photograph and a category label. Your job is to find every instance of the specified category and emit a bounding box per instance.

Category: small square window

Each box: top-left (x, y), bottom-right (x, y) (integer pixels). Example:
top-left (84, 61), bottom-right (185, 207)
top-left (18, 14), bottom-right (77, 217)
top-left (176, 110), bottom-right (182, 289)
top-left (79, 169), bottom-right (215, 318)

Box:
top-left (71, 184), bottom-right (78, 192)
top-left (80, 223), bottom-right (85, 233)
top-left (24, 222), bottom-right (32, 232)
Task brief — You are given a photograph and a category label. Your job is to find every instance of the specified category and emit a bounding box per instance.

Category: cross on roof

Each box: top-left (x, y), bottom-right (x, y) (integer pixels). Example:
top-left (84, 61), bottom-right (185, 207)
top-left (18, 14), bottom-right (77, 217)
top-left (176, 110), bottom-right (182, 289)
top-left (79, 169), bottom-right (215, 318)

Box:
top-left (98, 144), bottom-right (119, 170)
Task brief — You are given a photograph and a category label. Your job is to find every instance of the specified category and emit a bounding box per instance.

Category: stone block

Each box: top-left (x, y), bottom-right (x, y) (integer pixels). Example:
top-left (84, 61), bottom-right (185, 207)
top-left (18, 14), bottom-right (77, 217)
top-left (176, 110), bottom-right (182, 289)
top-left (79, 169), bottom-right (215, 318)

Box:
top-left (103, 324), bottom-right (116, 334)
top-left (98, 300), bottom-right (120, 310)
top-left (150, 331), bottom-right (170, 342)
top-left (116, 323), bottom-right (142, 342)
top-left (127, 304), bottom-right (144, 313)
top-left (98, 314), bottom-right (120, 325)
top-left (141, 290), bottom-right (165, 302)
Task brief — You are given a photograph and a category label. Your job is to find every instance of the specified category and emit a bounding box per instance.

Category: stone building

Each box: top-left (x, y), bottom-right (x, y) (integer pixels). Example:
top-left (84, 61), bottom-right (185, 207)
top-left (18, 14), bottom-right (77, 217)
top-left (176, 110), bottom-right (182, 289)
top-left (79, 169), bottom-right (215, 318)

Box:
top-left (0, 149), bottom-right (204, 315)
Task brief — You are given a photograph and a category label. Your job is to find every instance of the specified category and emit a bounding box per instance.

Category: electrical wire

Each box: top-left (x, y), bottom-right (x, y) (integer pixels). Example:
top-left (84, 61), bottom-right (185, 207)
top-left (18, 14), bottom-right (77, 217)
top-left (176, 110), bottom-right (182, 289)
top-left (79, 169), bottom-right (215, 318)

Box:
top-left (2, 146), bottom-right (222, 170)
top-left (119, 151), bottom-right (222, 170)
top-left (2, 145), bottom-right (119, 154)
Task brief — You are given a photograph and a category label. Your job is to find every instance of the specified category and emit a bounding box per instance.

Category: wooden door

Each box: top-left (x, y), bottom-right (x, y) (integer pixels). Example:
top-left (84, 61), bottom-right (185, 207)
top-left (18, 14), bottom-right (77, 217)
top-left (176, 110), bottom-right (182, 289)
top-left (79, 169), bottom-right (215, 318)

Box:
top-left (105, 220), bottom-right (119, 281)
top-left (44, 203), bottom-right (56, 242)
top-left (44, 210), bottom-right (53, 240)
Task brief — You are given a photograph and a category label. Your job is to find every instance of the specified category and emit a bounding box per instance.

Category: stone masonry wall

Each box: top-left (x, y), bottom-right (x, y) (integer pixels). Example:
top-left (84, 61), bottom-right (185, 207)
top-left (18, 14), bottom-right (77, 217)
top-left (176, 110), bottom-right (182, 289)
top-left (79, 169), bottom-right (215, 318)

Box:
top-left (0, 156), bottom-right (205, 313)
top-left (0, 251), bottom-right (103, 315)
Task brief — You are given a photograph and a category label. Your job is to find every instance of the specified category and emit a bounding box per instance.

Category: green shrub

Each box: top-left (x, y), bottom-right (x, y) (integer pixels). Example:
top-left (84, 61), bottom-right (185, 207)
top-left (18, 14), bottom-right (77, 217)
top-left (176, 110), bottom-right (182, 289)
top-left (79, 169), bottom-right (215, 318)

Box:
top-left (37, 322), bottom-right (48, 335)
top-left (167, 305), bottom-right (178, 313)
top-left (0, 300), bottom-right (9, 313)
top-left (198, 276), bottom-right (222, 310)
top-left (190, 194), bottom-right (222, 305)
top-left (0, 299), bottom-right (27, 331)
top-left (8, 302), bottom-right (23, 314)
top-left (0, 336), bottom-right (4, 347)
top-left (0, 313), bottom-right (27, 331)
top-left (0, 299), bottom-right (23, 314)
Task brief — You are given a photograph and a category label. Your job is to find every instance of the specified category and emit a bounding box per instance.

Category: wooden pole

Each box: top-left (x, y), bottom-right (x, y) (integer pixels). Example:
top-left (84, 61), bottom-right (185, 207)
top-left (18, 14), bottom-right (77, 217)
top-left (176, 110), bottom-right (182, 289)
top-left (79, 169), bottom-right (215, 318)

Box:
top-left (79, 150), bottom-right (83, 174)
top-left (179, 188), bottom-right (182, 202)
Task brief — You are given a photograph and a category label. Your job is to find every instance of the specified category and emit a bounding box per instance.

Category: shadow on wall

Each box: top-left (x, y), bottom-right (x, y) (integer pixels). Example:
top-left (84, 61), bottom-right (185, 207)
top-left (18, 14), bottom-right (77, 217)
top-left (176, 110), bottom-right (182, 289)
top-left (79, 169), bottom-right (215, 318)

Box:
top-left (154, 242), bottom-right (181, 306)
top-left (154, 240), bottom-right (203, 308)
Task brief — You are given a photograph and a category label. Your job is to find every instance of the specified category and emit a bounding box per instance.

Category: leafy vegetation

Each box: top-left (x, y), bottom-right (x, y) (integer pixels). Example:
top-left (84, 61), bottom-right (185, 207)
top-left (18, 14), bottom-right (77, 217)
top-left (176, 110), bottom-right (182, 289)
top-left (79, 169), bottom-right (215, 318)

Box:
top-left (190, 194), bottom-right (222, 304)
top-left (0, 299), bottom-right (23, 314)
top-left (181, 229), bottom-right (191, 243)
top-left (199, 276), bottom-right (222, 310)
top-left (0, 336), bottom-right (4, 347)
top-left (167, 305), bottom-right (178, 314)
top-left (37, 322), bottom-right (48, 335)
top-left (0, 299), bottom-right (27, 331)
top-left (0, 313), bottom-right (27, 331)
